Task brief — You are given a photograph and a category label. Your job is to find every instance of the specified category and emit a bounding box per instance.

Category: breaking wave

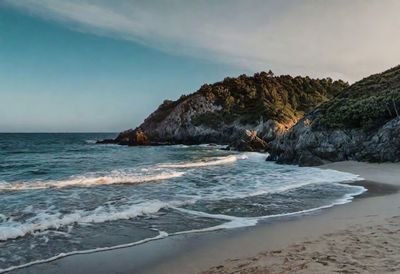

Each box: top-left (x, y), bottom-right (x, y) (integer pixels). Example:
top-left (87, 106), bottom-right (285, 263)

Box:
top-left (0, 183), bottom-right (366, 273)
top-left (0, 171), bottom-right (184, 191)
top-left (0, 200), bottom-right (192, 241)
top-left (158, 155), bottom-right (241, 168)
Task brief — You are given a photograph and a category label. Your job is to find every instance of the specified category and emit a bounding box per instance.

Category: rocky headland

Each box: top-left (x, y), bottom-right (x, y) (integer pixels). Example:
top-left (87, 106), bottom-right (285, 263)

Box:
top-left (99, 65), bottom-right (400, 166)
top-left (98, 71), bottom-right (347, 153)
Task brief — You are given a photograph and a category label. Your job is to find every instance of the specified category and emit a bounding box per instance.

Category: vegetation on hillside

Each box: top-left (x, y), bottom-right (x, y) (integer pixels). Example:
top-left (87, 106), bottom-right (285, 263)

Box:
top-left (146, 71), bottom-right (346, 130)
top-left (143, 71), bottom-right (349, 130)
top-left (314, 65), bottom-right (400, 130)
top-left (195, 72), bottom-right (347, 126)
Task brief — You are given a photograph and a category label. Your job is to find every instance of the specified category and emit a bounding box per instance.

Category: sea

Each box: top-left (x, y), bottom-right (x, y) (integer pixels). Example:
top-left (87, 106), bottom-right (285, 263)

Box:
top-left (0, 133), bottom-right (366, 272)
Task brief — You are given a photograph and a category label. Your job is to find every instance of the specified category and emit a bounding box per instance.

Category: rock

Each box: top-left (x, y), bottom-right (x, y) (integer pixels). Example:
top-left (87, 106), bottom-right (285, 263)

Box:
top-left (269, 115), bottom-right (400, 166)
top-left (114, 128), bottom-right (150, 146)
top-left (96, 139), bottom-right (116, 144)
top-left (297, 151), bottom-right (325, 167)
top-left (231, 130), bottom-right (269, 152)
top-left (265, 154), bottom-right (276, 161)
top-left (268, 65), bottom-right (400, 166)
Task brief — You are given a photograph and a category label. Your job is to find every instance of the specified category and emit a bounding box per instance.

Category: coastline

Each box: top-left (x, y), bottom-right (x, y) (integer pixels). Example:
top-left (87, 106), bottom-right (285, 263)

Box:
top-left (9, 161), bottom-right (400, 274)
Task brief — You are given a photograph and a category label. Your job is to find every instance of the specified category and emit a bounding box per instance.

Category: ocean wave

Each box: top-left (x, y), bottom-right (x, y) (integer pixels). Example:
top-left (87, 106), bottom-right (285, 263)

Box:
top-left (0, 171), bottom-right (184, 191)
top-left (0, 215), bottom-right (255, 274)
top-left (0, 200), bottom-right (190, 242)
top-left (0, 183), bottom-right (367, 273)
top-left (158, 155), bottom-right (240, 168)
top-left (196, 144), bottom-right (229, 149)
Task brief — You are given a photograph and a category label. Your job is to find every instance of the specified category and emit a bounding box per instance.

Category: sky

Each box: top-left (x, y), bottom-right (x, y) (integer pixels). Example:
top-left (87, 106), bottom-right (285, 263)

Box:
top-left (1, 0), bottom-right (400, 132)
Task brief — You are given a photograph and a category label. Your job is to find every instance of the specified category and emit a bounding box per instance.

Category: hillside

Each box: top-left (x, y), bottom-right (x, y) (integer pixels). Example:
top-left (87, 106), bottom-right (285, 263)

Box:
top-left (270, 65), bottom-right (400, 165)
top-left (100, 71), bottom-right (348, 149)
top-left (314, 65), bottom-right (400, 130)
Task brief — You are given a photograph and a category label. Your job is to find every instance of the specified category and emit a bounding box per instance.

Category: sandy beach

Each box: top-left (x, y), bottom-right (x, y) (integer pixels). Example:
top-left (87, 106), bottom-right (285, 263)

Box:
top-left (9, 161), bottom-right (400, 274)
top-left (204, 161), bottom-right (400, 274)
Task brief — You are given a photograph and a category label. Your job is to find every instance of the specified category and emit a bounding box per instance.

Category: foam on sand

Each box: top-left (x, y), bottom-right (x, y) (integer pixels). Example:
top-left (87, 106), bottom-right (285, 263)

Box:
top-left (0, 180), bottom-right (367, 273)
top-left (0, 230), bottom-right (169, 274)
top-left (174, 183), bottom-right (366, 227)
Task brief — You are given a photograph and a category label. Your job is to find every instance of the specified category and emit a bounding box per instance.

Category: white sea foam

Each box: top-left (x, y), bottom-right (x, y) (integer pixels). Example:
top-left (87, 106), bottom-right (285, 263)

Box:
top-left (175, 183), bottom-right (366, 225)
top-left (0, 200), bottom-right (188, 242)
top-left (0, 215), bottom-right (256, 274)
top-left (174, 218), bottom-right (258, 234)
top-left (158, 155), bottom-right (239, 168)
top-left (0, 184), bottom-right (366, 273)
top-left (0, 230), bottom-right (169, 274)
top-left (0, 171), bottom-right (184, 191)
top-left (196, 144), bottom-right (229, 149)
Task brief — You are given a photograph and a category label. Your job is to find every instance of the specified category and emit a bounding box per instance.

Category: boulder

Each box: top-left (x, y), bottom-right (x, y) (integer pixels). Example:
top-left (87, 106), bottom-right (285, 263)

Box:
top-left (115, 128), bottom-right (150, 146)
top-left (231, 130), bottom-right (269, 152)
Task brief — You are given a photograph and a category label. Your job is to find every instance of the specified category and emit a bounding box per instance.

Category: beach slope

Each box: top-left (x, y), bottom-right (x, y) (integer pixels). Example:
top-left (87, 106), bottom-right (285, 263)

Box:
top-left (9, 161), bottom-right (400, 274)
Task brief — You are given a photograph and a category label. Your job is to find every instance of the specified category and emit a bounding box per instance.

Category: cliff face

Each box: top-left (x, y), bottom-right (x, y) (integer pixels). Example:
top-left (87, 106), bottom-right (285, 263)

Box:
top-left (105, 71), bottom-right (348, 149)
top-left (269, 65), bottom-right (400, 166)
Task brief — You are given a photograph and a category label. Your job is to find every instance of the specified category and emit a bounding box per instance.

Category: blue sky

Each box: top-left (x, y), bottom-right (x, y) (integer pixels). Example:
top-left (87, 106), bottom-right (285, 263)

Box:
top-left (0, 5), bottom-right (247, 132)
top-left (1, 0), bottom-right (400, 132)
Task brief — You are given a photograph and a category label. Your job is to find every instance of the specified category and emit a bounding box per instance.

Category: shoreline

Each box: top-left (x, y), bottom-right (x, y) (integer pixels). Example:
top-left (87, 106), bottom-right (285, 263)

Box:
top-left (9, 161), bottom-right (400, 274)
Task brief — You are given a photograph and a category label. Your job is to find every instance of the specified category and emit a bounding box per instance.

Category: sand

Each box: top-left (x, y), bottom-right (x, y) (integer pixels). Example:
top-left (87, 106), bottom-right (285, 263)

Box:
top-left (203, 216), bottom-right (400, 273)
top-left (203, 161), bottom-right (400, 274)
top-left (9, 161), bottom-right (400, 274)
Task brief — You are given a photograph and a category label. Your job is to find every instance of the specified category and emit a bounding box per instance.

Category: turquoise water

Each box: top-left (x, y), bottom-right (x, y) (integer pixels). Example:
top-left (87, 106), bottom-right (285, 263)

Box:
top-left (0, 133), bottom-right (365, 272)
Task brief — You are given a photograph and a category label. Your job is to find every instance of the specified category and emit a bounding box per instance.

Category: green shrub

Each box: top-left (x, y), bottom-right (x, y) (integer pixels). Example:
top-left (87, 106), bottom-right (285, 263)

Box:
top-left (193, 72), bottom-right (348, 126)
top-left (314, 65), bottom-right (400, 130)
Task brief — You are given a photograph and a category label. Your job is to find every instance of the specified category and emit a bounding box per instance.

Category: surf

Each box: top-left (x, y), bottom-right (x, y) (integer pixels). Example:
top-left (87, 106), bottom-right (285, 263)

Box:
top-left (157, 155), bottom-right (240, 168)
top-left (0, 171), bottom-right (184, 191)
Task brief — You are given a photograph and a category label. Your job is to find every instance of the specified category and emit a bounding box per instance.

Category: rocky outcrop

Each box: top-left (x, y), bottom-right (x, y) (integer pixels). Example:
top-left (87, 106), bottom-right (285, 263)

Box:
top-left (269, 65), bottom-right (400, 166)
top-left (99, 71), bottom-right (347, 149)
top-left (229, 130), bottom-right (269, 152)
top-left (116, 128), bottom-right (150, 146)
top-left (270, 116), bottom-right (400, 166)
top-left (97, 128), bottom-right (150, 146)
top-left (99, 66), bottom-right (400, 165)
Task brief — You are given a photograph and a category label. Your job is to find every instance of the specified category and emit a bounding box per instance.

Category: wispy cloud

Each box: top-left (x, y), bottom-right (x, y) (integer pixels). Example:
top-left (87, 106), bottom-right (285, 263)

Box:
top-left (5, 0), bottom-right (400, 82)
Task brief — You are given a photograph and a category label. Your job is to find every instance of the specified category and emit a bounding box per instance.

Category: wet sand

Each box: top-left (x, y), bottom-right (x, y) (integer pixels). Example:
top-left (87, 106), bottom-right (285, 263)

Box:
top-left (9, 161), bottom-right (400, 274)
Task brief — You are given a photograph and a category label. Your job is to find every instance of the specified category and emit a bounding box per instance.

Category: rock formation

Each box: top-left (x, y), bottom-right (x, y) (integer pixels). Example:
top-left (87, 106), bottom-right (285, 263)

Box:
top-left (269, 65), bottom-right (400, 166)
top-left (229, 130), bottom-right (269, 152)
top-left (98, 71), bottom-right (347, 151)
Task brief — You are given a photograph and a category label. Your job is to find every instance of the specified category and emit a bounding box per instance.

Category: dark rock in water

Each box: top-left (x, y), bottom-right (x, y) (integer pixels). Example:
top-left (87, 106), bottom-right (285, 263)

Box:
top-left (221, 146), bottom-right (231, 151)
top-left (265, 154), bottom-right (276, 161)
top-left (149, 141), bottom-right (173, 146)
top-left (297, 151), bottom-right (325, 167)
top-left (231, 130), bottom-right (269, 152)
top-left (96, 139), bottom-right (116, 144)
top-left (114, 128), bottom-right (150, 146)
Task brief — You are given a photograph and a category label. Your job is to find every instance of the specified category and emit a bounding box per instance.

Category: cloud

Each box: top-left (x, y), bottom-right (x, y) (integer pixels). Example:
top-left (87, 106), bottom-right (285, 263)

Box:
top-left (5, 0), bottom-right (400, 82)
